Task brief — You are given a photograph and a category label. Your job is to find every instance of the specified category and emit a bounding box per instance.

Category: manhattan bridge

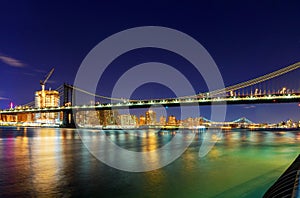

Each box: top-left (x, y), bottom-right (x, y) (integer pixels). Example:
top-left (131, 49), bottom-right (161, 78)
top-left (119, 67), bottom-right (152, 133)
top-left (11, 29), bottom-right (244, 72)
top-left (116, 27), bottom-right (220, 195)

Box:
top-left (0, 62), bottom-right (300, 128)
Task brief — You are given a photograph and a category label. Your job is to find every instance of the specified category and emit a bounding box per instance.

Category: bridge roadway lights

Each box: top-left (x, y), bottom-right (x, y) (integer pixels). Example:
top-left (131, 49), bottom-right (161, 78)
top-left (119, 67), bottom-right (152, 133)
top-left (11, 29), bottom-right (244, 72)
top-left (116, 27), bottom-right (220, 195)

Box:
top-left (0, 94), bottom-right (300, 119)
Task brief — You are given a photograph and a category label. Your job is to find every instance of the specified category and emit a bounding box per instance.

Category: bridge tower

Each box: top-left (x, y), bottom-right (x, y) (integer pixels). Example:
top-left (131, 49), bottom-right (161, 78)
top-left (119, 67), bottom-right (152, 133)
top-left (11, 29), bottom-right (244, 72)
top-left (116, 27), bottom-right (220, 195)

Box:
top-left (63, 83), bottom-right (73, 106)
top-left (62, 83), bottom-right (76, 128)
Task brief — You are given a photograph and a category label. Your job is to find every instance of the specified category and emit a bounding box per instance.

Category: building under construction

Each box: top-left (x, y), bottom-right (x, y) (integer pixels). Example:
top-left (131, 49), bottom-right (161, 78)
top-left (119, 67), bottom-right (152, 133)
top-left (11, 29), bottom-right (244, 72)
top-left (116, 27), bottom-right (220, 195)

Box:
top-left (34, 68), bottom-right (60, 124)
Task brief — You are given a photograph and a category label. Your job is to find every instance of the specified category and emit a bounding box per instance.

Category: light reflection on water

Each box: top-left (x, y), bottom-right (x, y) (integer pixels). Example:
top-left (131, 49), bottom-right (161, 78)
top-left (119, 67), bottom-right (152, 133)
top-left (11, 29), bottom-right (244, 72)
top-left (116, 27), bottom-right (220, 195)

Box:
top-left (0, 127), bottom-right (300, 197)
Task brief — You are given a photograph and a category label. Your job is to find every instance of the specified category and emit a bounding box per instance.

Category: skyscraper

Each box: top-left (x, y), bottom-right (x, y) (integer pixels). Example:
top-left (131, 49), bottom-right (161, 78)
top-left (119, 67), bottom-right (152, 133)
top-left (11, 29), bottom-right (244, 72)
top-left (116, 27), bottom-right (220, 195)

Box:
top-left (139, 115), bottom-right (146, 126)
top-left (119, 114), bottom-right (138, 127)
top-left (167, 115), bottom-right (176, 126)
top-left (98, 110), bottom-right (119, 126)
top-left (159, 115), bottom-right (166, 125)
top-left (145, 110), bottom-right (157, 125)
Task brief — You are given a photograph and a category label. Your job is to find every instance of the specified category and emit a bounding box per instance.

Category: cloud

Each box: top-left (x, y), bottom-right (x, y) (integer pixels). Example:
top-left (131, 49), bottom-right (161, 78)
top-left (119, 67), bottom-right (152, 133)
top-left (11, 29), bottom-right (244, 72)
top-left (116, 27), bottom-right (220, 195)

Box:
top-left (0, 96), bottom-right (9, 100)
top-left (244, 105), bottom-right (256, 109)
top-left (0, 54), bottom-right (25, 67)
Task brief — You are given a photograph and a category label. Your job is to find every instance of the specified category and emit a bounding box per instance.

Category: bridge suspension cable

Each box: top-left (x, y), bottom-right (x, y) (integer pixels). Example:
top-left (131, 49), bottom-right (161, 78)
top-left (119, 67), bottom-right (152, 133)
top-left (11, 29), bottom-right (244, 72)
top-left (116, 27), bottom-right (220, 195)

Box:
top-left (206, 62), bottom-right (300, 96)
top-left (22, 101), bottom-right (35, 107)
top-left (31, 61), bottom-right (299, 105)
top-left (65, 84), bottom-right (138, 102)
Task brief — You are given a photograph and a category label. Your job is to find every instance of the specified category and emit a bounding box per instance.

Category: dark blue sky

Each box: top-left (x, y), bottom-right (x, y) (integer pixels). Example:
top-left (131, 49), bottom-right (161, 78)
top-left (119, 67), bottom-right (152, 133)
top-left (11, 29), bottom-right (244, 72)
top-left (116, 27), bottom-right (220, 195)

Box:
top-left (1, 1), bottom-right (300, 122)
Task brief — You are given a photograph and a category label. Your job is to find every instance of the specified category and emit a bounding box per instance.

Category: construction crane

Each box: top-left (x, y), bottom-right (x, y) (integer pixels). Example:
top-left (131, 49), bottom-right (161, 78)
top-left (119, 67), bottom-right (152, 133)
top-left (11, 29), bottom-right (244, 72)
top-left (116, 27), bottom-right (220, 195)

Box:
top-left (40, 68), bottom-right (54, 91)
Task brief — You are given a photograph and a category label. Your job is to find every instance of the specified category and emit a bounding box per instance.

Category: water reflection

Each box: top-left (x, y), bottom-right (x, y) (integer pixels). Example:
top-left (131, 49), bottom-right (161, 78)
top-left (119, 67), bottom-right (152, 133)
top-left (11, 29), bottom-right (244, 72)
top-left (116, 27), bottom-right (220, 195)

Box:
top-left (0, 127), bottom-right (300, 197)
top-left (255, 132), bottom-right (267, 144)
top-left (294, 132), bottom-right (300, 140)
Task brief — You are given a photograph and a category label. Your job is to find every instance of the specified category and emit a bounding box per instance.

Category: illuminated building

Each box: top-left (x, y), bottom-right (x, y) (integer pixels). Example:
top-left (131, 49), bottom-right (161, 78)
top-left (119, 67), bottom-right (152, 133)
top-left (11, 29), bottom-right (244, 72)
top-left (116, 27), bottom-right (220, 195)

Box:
top-left (181, 117), bottom-right (194, 128)
top-left (76, 110), bottom-right (100, 126)
top-left (167, 115), bottom-right (176, 126)
top-left (17, 113), bottom-right (34, 122)
top-left (35, 89), bottom-right (60, 123)
top-left (119, 114), bottom-right (138, 127)
top-left (139, 115), bottom-right (146, 126)
top-left (146, 110), bottom-right (157, 125)
top-left (181, 117), bottom-right (204, 127)
top-left (98, 110), bottom-right (119, 126)
top-left (159, 116), bottom-right (166, 125)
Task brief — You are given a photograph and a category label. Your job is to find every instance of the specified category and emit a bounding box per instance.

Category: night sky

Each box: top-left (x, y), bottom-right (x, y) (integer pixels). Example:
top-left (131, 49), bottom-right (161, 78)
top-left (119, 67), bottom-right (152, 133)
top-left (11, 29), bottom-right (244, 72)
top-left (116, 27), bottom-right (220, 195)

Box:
top-left (1, 1), bottom-right (300, 123)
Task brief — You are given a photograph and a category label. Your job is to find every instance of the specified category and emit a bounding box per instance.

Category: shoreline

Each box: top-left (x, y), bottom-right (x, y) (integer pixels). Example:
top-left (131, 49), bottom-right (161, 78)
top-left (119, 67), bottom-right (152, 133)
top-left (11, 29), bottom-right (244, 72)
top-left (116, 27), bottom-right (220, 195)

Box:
top-left (0, 123), bottom-right (299, 132)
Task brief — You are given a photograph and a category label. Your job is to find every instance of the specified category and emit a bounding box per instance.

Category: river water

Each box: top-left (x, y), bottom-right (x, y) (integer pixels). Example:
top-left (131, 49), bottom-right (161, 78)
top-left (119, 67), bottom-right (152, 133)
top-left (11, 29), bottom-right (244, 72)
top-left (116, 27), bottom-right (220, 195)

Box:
top-left (0, 127), bottom-right (299, 197)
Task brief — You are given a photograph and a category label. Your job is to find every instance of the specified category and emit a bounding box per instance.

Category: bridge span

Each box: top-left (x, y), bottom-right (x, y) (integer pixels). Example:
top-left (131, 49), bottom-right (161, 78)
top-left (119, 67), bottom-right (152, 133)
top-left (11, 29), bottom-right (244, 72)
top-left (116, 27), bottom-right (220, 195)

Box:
top-left (1, 62), bottom-right (299, 127)
top-left (0, 93), bottom-right (299, 114)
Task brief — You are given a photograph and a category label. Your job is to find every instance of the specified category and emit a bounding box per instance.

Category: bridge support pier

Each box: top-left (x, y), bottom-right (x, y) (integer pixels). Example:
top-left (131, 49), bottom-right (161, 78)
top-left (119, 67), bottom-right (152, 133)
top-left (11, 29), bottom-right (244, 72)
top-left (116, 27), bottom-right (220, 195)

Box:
top-left (61, 110), bottom-right (76, 128)
top-left (61, 83), bottom-right (76, 128)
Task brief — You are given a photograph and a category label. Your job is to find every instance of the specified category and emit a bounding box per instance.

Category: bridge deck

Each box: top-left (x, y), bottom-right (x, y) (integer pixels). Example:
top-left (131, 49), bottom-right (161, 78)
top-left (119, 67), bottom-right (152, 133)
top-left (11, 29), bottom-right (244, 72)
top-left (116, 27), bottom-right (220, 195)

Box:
top-left (0, 93), bottom-right (300, 114)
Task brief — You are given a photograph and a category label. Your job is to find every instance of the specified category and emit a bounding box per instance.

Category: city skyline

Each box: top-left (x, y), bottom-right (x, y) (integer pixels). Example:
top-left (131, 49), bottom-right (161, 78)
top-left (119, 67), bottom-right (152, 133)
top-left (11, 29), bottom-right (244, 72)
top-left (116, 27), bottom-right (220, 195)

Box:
top-left (86, 109), bottom-right (300, 127)
top-left (1, 1), bottom-right (300, 122)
